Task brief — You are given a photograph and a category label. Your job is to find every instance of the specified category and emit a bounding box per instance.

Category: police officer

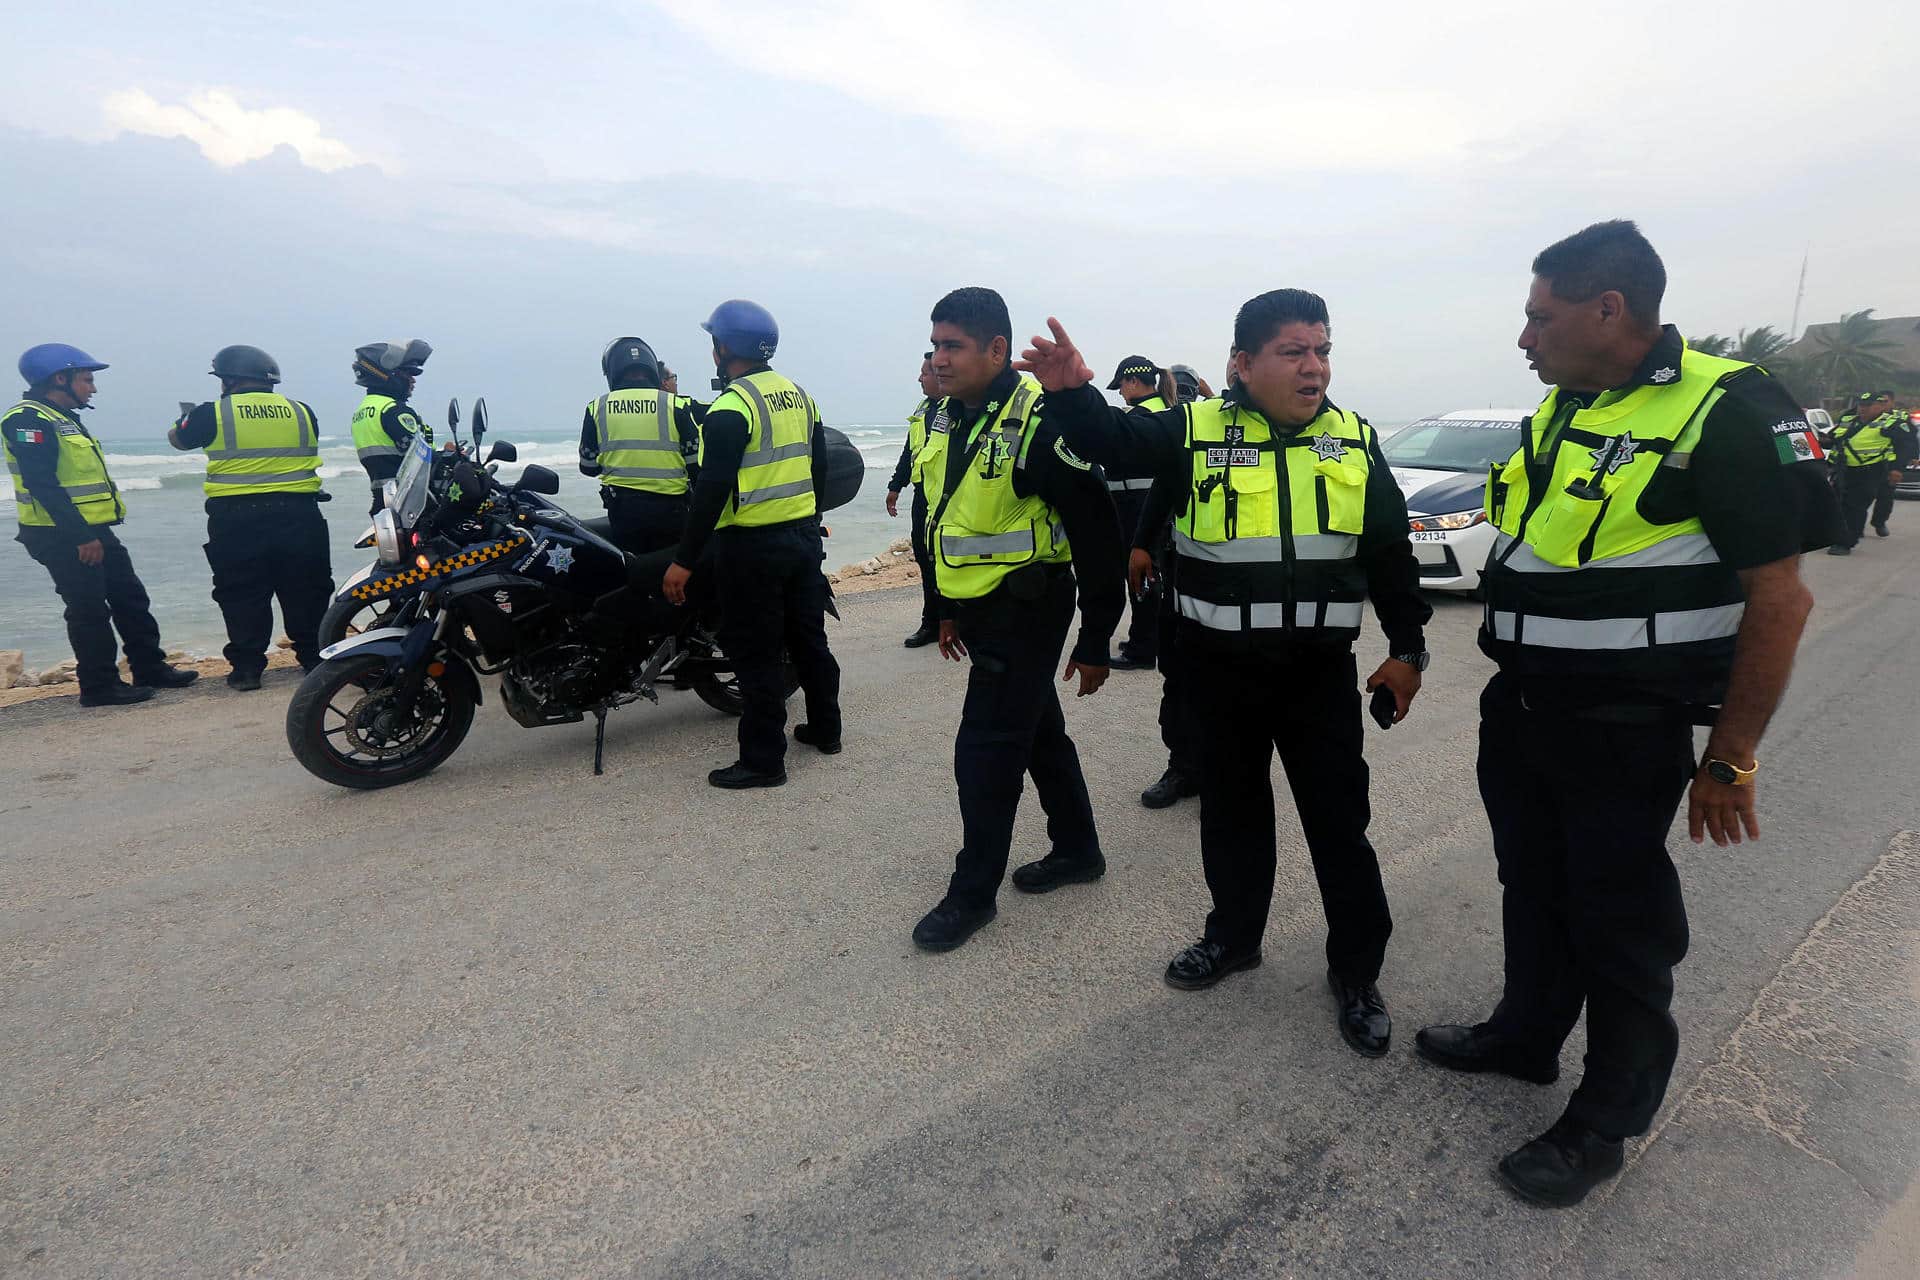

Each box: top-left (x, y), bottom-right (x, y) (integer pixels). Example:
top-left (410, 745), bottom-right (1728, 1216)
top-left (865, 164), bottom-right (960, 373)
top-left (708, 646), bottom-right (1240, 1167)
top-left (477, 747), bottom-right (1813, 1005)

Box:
top-left (349, 339), bottom-right (432, 515)
top-left (1131, 368), bottom-right (1209, 810)
top-left (885, 352), bottom-right (942, 647)
top-left (1104, 355), bottom-right (1178, 671)
top-left (661, 299), bottom-right (842, 789)
top-left (578, 336), bottom-right (701, 555)
top-left (168, 345), bottom-right (334, 689)
top-left (1415, 220), bottom-right (1837, 1207)
top-left (1827, 390), bottom-right (1914, 551)
top-left (910, 287), bottom-right (1124, 952)
top-left (5, 344), bottom-right (198, 706)
top-left (1020, 290), bottom-right (1431, 1056)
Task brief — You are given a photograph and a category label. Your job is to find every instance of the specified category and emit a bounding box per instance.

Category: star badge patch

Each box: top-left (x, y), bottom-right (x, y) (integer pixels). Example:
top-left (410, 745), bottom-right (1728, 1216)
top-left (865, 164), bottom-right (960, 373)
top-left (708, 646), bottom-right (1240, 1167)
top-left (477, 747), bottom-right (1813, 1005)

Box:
top-left (1650, 367), bottom-right (1678, 384)
top-left (1590, 435), bottom-right (1640, 474)
top-left (545, 545), bottom-right (575, 574)
top-left (1308, 435), bottom-right (1349, 462)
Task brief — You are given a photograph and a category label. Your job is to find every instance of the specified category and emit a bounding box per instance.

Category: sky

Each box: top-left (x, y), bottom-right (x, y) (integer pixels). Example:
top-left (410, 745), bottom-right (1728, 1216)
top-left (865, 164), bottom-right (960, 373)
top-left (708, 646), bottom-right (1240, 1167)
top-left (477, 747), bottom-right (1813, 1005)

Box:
top-left (1, 0), bottom-right (1913, 438)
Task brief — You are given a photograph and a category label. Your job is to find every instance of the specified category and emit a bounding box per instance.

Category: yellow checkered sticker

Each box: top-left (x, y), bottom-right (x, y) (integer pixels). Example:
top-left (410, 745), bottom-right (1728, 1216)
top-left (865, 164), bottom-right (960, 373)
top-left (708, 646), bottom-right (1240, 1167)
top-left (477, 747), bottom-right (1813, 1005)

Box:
top-left (348, 533), bottom-right (531, 602)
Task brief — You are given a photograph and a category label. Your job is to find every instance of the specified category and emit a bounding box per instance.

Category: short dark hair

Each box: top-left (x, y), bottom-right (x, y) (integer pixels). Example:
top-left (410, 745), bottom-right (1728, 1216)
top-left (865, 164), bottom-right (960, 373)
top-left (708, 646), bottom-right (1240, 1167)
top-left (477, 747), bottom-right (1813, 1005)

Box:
top-left (1233, 289), bottom-right (1330, 354)
top-left (930, 287), bottom-right (1011, 353)
top-left (1533, 220), bottom-right (1666, 327)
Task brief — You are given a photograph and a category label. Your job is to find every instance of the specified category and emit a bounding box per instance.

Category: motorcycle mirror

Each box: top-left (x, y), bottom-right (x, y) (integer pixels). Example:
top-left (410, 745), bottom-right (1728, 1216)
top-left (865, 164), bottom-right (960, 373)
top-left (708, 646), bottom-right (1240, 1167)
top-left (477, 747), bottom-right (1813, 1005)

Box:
top-left (485, 440), bottom-right (518, 463)
top-left (447, 398), bottom-right (461, 430)
top-left (472, 397), bottom-right (488, 448)
top-left (514, 463), bottom-right (561, 495)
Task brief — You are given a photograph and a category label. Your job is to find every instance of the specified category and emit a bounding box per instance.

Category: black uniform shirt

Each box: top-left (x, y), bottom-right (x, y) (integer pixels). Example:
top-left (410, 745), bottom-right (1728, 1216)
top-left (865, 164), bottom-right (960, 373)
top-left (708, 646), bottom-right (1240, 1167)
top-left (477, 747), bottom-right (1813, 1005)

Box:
top-left (4, 393), bottom-right (117, 544)
top-left (933, 365), bottom-right (1126, 667)
top-left (1047, 380), bottom-right (1430, 656)
top-left (675, 365), bottom-right (831, 568)
top-left (576, 383), bottom-right (702, 487)
top-left (1564, 326), bottom-right (1840, 570)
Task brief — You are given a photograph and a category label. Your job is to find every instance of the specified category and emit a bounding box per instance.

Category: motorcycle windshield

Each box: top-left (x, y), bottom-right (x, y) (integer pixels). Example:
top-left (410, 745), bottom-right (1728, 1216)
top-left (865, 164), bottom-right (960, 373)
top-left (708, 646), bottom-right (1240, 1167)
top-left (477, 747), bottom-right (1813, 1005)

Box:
top-left (391, 433), bottom-right (434, 528)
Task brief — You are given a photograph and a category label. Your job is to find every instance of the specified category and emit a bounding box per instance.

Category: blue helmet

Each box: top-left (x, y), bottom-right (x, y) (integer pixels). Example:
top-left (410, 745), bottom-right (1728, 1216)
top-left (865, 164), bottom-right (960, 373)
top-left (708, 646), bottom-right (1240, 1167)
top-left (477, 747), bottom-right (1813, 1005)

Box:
top-left (19, 343), bottom-right (109, 387)
top-left (700, 299), bottom-right (779, 362)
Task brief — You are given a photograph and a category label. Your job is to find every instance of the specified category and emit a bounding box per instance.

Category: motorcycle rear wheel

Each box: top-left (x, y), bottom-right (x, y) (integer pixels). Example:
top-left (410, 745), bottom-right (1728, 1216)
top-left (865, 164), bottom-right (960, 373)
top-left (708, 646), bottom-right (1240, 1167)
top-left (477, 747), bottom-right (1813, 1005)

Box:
top-left (286, 652), bottom-right (476, 789)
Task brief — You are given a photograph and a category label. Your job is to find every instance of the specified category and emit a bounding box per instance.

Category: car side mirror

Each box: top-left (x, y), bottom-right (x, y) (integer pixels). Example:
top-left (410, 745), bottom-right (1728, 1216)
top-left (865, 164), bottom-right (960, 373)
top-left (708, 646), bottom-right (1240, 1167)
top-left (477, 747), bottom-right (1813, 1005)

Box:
top-left (514, 463), bottom-right (561, 495)
top-left (485, 440), bottom-right (518, 463)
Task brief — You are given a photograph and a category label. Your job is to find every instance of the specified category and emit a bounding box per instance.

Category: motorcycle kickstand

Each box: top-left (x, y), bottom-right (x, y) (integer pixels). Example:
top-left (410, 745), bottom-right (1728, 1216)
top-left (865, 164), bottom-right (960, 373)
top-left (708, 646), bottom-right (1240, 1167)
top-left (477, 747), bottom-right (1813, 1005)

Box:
top-left (592, 704), bottom-right (610, 776)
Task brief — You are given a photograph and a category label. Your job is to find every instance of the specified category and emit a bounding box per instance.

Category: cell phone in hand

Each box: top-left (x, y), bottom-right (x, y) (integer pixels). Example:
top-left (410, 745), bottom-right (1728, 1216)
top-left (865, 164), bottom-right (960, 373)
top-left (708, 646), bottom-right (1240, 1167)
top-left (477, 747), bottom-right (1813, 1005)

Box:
top-left (1369, 684), bottom-right (1397, 730)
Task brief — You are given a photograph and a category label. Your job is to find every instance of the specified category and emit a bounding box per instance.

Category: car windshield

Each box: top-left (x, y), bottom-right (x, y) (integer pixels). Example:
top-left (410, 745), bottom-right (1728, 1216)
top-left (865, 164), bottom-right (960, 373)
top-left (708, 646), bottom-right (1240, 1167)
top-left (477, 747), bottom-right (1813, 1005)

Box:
top-left (1384, 417), bottom-right (1523, 471)
top-left (390, 433), bottom-right (435, 528)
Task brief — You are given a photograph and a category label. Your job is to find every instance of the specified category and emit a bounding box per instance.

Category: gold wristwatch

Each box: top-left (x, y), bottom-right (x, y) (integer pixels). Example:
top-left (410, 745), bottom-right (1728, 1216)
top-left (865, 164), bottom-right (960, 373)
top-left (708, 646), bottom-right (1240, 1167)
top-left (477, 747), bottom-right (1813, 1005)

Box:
top-left (1703, 757), bottom-right (1758, 786)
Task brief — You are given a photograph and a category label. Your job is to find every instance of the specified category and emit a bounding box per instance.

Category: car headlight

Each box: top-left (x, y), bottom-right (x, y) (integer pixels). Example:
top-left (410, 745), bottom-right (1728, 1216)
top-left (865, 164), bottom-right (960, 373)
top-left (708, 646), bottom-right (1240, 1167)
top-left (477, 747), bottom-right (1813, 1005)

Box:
top-left (373, 509), bottom-right (401, 564)
top-left (1408, 508), bottom-right (1486, 533)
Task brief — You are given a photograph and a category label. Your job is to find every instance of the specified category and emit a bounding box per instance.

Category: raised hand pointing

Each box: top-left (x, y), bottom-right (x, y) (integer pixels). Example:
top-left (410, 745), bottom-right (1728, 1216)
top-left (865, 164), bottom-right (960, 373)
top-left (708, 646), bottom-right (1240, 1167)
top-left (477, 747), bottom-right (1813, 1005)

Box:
top-left (1015, 317), bottom-right (1095, 393)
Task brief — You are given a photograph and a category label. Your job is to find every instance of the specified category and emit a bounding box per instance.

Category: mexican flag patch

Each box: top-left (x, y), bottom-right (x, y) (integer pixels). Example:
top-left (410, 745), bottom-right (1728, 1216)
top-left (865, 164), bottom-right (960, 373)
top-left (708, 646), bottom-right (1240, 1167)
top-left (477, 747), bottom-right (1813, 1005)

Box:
top-left (1771, 419), bottom-right (1824, 465)
top-left (13, 426), bottom-right (46, 444)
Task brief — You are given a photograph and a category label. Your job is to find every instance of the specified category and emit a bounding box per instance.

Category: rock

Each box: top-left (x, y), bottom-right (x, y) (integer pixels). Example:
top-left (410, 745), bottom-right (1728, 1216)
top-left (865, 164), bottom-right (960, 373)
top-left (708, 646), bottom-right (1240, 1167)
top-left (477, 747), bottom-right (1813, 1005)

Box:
top-left (165, 650), bottom-right (191, 663)
top-left (37, 664), bottom-right (76, 686)
top-left (860, 557), bottom-right (883, 575)
top-left (0, 650), bottom-right (22, 690)
top-left (13, 669), bottom-right (39, 687)
top-left (275, 635), bottom-right (295, 650)
top-left (888, 536), bottom-right (912, 555)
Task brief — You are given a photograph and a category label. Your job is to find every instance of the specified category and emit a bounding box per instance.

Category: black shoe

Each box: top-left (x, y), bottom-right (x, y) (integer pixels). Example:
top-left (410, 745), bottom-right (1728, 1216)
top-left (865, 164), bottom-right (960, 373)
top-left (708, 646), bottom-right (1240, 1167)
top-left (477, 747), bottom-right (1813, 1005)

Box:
top-left (1164, 938), bottom-right (1262, 990)
top-left (1873, 521), bottom-right (1890, 538)
top-left (903, 624), bottom-right (939, 649)
top-left (1010, 850), bottom-right (1106, 894)
top-left (1497, 1116), bottom-right (1625, 1208)
top-left (1414, 1022), bottom-right (1560, 1085)
top-left (912, 898), bottom-right (996, 952)
top-left (1140, 767), bottom-right (1199, 810)
top-left (226, 670), bottom-right (263, 692)
top-left (708, 762), bottom-right (787, 789)
top-left (132, 663), bottom-right (200, 689)
top-left (792, 723), bottom-right (843, 755)
top-left (1827, 544), bottom-right (1852, 555)
top-left (78, 682), bottom-right (155, 708)
top-left (1328, 970), bottom-right (1391, 1058)
top-left (1108, 651), bottom-right (1155, 671)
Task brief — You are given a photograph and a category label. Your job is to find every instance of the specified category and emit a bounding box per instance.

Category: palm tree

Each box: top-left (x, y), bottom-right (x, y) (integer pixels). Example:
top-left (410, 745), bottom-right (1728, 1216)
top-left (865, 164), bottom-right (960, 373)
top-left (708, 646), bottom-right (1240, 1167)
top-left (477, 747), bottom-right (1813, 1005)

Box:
top-left (1733, 325), bottom-right (1792, 364)
top-left (1688, 333), bottom-right (1734, 357)
top-left (1809, 309), bottom-right (1902, 398)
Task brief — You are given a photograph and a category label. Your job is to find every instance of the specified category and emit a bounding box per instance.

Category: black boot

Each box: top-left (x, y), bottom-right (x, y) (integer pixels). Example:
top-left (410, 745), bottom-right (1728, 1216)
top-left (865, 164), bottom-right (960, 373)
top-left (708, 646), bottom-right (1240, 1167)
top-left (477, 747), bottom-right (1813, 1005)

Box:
top-left (1140, 767), bottom-right (1199, 809)
top-left (912, 898), bottom-right (996, 952)
top-left (226, 669), bottom-right (263, 692)
top-left (903, 624), bottom-right (939, 648)
top-left (78, 682), bottom-right (155, 708)
top-left (1164, 938), bottom-right (1262, 990)
top-left (1414, 1022), bottom-right (1559, 1084)
top-left (708, 761), bottom-right (787, 789)
top-left (132, 663), bottom-right (200, 689)
top-left (1497, 1116), bottom-right (1625, 1208)
top-left (1328, 970), bottom-right (1391, 1057)
top-left (793, 723), bottom-right (843, 754)
top-left (1010, 849), bottom-right (1105, 894)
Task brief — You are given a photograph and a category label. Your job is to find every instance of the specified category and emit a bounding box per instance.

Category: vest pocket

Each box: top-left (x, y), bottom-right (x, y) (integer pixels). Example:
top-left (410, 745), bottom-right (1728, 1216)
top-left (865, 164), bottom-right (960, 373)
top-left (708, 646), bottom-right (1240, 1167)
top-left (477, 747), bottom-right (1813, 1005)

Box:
top-left (1312, 458), bottom-right (1367, 534)
top-left (1527, 485), bottom-right (1608, 567)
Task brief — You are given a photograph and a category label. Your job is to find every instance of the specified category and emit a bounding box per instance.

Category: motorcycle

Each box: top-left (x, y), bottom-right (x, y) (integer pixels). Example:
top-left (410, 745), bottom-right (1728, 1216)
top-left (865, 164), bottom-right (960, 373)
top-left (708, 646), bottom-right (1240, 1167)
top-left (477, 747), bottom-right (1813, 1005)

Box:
top-left (287, 398), bottom-right (795, 789)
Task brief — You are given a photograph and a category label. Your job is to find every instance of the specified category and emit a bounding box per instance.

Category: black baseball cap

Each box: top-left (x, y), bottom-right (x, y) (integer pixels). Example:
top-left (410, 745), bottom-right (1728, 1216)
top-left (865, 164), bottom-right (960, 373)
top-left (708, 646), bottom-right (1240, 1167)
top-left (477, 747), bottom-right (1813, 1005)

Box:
top-left (1107, 355), bottom-right (1160, 389)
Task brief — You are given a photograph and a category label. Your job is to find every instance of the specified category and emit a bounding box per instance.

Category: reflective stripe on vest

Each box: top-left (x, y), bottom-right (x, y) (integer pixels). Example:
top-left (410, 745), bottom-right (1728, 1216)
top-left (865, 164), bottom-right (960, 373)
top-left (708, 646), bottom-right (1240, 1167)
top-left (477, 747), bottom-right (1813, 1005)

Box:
top-left (1835, 413), bottom-right (1897, 466)
top-left (1478, 343), bottom-right (1754, 692)
top-left (592, 389), bottom-right (688, 492)
top-left (205, 393), bottom-right (322, 496)
top-left (5, 400), bottom-right (125, 527)
top-left (1169, 397), bottom-right (1373, 639)
top-left (1108, 395), bottom-right (1167, 491)
top-left (711, 371), bottom-right (817, 527)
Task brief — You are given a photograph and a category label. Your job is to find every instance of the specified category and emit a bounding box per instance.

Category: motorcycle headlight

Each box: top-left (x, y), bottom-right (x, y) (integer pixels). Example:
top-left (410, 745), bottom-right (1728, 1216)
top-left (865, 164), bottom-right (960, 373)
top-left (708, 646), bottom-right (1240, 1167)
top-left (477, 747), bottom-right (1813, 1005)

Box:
top-left (382, 479), bottom-right (399, 513)
top-left (1408, 508), bottom-right (1486, 533)
top-left (373, 509), bottom-right (401, 564)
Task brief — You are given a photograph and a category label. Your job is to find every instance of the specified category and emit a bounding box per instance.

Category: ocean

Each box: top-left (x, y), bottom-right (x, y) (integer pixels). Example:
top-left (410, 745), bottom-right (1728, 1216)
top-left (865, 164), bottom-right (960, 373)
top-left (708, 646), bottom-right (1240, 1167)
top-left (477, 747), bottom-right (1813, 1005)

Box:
top-left (1, 423), bottom-right (913, 669)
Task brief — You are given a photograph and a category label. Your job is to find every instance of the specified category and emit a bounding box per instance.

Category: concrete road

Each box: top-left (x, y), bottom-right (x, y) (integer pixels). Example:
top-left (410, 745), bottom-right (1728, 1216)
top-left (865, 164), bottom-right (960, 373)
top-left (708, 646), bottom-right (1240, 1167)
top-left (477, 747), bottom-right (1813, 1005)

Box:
top-left (3, 542), bottom-right (1916, 1279)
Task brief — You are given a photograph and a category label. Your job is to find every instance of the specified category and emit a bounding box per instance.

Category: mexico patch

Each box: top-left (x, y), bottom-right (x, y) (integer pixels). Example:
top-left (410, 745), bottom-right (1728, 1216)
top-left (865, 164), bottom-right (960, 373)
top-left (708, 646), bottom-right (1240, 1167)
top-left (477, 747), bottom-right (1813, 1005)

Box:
top-left (1771, 419), bottom-right (1824, 464)
top-left (13, 426), bottom-right (46, 444)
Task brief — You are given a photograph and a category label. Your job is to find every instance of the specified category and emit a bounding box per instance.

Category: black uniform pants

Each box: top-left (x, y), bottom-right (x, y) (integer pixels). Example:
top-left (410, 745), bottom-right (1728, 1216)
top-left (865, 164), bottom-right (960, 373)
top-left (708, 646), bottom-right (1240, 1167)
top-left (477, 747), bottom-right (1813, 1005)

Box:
top-left (1191, 643), bottom-right (1391, 982)
top-left (714, 522), bottom-right (841, 774)
top-left (1870, 466), bottom-right (1898, 529)
top-left (1153, 548), bottom-right (1200, 778)
top-left (603, 488), bottom-right (690, 556)
top-left (205, 495), bottom-right (334, 673)
top-left (1834, 462), bottom-right (1888, 546)
top-left (19, 525), bottom-right (166, 693)
top-left (909, 488), bottom-right (937, 631)
top-left (1111, 488), bottom-right (1159, 658)
top-left (947, 565), bottom-right (1101, 908)
top-left (1477, 673), bottom-right (1694, 1140)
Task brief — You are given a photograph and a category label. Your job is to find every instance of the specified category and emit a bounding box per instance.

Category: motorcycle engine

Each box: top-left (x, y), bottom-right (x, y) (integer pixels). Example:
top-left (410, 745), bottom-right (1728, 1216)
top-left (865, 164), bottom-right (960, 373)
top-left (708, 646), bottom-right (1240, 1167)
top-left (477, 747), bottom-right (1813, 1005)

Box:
top-left (499, 642), bottom-right (611, 726)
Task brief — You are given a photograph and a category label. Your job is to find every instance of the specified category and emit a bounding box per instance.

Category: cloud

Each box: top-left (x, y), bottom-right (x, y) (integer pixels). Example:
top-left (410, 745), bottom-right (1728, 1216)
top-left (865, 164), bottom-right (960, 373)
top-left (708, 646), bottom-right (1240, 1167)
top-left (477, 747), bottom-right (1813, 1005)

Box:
top-left (101, 87), bottom-right (377, 173)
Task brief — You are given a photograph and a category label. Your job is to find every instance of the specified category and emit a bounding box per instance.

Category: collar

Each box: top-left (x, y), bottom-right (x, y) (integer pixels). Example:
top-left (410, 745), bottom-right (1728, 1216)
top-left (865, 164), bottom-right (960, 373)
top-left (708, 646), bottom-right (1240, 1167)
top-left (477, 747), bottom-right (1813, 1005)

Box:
top-left (22, 390), bottom-right (81, 419)
top-left (1616, 324), bottom-right (1686, 392)
top-left (951, 364), bottom-right (1021, 422)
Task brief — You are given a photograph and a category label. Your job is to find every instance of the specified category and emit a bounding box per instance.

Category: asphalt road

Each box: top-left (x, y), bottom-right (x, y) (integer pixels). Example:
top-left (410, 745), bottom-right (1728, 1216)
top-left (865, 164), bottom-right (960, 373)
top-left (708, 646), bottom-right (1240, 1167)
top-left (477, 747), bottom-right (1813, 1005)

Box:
top-left (3, 537), bottom-right (1916, 1279)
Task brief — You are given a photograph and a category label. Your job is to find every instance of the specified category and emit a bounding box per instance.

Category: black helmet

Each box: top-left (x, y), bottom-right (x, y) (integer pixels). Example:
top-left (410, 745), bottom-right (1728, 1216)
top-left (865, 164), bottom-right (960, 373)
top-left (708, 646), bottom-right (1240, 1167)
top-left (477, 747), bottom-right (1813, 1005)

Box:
top-left (1170, 363), bottom-right (1202, 401)
top-left (354, 339), bottom-right (431, 387)
top-left (601, 335), bottom-right (662, 389)
top-left (210, 344), bottom-right (281, 385)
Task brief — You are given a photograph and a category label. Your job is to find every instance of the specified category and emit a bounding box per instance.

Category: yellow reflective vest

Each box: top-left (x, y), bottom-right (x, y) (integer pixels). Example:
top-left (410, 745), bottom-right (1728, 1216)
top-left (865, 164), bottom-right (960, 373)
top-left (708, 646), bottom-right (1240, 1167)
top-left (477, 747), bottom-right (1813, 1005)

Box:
top-left (589, 388), bottom-right (689, 494)
top-left (922, 376), bottom-right (1071, 600)
top-left (1108, 394), bottom-right (1167, 493)
top-left (1832, 411), bottom-right (1898, 467)
top-left (203, 392), bottom-right (322, 497)
top-left (1480, 346), bottom-right (1753, 692)
top-left (350, 393), bottom-right (429, 487)
top-left (5, 399), bottom-right (125, 528)
top-left (1169, 396), bottom-right (1373, 641)
top-left (706, 369), bottom-right (818, 528)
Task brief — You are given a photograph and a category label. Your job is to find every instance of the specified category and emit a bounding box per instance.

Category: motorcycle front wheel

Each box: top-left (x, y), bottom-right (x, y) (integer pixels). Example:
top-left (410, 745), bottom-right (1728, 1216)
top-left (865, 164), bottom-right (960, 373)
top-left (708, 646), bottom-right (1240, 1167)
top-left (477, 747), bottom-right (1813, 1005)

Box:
top-left (286, 652), bottom-right (476, 789)
top-left (689, 659), bottom-right (800, 717)
top-left (317, 593), bottom-right (414, 647)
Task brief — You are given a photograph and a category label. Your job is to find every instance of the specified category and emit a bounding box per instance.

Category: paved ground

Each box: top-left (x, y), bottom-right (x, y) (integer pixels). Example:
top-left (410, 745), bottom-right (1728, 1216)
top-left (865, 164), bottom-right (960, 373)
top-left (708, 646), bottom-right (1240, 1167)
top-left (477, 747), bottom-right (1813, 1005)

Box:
top-left (2, 537), bottom-right (1916, 1279)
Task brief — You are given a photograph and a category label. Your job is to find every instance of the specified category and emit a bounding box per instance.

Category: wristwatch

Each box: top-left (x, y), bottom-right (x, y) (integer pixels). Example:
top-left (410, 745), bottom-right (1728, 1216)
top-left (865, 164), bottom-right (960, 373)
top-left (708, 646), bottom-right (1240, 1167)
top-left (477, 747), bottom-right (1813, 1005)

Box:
top-left (1703, 757), bottom-right (1758, 786)
top-left (1390, 650), bottom-right (1430, 672)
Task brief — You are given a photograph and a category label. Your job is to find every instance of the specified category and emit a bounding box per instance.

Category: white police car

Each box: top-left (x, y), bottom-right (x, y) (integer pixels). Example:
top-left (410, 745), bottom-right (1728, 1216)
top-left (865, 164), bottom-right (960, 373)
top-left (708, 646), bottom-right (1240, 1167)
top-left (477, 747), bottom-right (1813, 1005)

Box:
top-left (1381, 408), bottom-right (1529, 595)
